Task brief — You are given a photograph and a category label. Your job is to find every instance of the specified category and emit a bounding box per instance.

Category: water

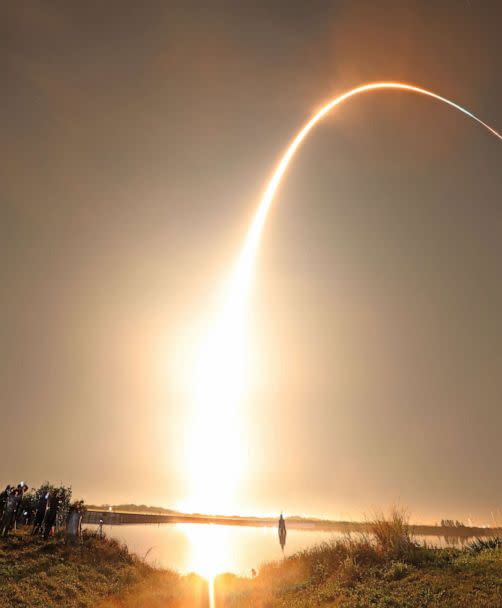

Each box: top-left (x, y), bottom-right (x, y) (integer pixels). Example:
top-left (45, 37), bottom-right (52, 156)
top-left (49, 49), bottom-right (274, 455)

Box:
top-left (85, 522), bottom-right (345, 576)
top-left (84, 522), bottom-right (471, 577)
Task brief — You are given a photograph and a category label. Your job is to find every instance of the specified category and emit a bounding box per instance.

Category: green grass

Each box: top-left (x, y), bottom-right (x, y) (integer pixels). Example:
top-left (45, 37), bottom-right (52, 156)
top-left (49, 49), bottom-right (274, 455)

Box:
top-left (0, 529), bottom-right (209, 608)
top-left (215, 510), bottom-right (502, 608)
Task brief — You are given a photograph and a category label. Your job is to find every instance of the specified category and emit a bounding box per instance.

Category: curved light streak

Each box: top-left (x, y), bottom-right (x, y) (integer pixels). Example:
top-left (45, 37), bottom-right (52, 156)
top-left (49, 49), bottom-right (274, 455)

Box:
top-left (228, 82), bottom-right (501, 308)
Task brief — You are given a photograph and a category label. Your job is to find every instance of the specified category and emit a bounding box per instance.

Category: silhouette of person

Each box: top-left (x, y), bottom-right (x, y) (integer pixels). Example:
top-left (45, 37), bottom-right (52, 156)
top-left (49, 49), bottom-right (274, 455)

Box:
top-left (43, 491), bottom-right (60, 540)
top-left (32, 491), bottom-right (49, 536)
top-left (13, 483), bottom-right (28, 528)
top-left (0, 488), bottom-right (20, 536)
top-left (0, 485), bottom-right (11, 521)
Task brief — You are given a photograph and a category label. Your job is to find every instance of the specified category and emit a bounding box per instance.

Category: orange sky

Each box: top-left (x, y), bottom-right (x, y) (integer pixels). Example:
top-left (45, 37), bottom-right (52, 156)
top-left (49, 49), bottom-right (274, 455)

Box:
top-left (2, 1), bottom-right (502, 525)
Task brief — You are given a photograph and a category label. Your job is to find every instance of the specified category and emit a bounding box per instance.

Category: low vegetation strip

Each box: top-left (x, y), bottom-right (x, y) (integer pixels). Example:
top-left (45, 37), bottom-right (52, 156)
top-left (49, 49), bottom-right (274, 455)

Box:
top-left (0, 530), bottom-right (208, 608)
top-left (216, 543), bottom-right (502, 607)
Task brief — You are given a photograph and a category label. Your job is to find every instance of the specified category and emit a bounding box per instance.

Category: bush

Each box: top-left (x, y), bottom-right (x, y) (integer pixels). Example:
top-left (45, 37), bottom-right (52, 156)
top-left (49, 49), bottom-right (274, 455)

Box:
top-left (337, 556), bottom-right (361, 586)
top-left (383, 560), bottom-right (411, 581)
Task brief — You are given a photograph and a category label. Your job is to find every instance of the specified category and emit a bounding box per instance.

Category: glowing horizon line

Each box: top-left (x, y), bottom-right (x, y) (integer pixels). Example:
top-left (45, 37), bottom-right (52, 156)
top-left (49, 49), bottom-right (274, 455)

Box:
top-left (229, 82), bottom-right (501, 305)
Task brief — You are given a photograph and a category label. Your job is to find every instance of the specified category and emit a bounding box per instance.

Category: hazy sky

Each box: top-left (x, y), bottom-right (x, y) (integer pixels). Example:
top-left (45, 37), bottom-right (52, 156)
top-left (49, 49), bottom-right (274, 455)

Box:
top-left (2, 1), bottom-right (501, 524)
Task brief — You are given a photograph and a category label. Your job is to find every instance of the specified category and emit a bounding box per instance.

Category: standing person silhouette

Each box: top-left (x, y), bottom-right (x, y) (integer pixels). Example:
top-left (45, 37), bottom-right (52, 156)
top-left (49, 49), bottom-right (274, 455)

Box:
top-left (0, 488), bottom-right (18, 536)
top-left (0, 486), bottom-right (11, 522)
top-left (13, 483), bottom-right (28, 530)
top-left (32, 491), bottom-right (49, 536)
top-left (43, 491), bottom-right (60, 540)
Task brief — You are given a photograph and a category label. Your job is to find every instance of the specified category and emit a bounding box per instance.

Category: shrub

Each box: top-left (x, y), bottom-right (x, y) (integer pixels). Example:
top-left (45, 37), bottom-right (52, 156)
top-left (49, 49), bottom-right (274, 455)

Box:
top-left (383, 560), bottom-right (411, 581)
top-left (337, 556), bottom-right (361, 586)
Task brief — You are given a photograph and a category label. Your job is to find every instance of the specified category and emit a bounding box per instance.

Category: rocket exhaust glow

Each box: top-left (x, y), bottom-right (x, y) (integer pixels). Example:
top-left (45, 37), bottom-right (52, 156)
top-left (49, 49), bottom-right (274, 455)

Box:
top-left (185, 82), bottom-right (501, 516)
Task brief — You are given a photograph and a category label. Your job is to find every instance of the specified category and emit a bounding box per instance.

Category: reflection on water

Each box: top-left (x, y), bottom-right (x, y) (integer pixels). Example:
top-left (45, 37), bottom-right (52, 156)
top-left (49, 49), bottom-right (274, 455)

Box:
top-left (85, 522), bottom-right (473, 579)
top-left (85, 522), bottom-right (344, 576)
top-left (181, 524), bottom-right (236, 608)
top-left (422, 533), bottom-right (471, 549)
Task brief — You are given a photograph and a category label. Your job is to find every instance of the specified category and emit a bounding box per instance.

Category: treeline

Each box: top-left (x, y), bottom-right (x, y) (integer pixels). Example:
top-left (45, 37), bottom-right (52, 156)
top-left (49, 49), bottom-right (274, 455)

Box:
top-left (86, 503), bottom-right (177, 515)
top-left (440, 519), bottom-right (466, 528)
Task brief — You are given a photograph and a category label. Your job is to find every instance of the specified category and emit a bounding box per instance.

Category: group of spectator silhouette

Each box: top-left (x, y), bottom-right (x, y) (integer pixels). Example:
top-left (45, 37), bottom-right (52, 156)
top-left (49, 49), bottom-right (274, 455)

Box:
top-left (0, 482), bottom-right (85, 542)
top-left (0, 482), bottom-right (29, 537)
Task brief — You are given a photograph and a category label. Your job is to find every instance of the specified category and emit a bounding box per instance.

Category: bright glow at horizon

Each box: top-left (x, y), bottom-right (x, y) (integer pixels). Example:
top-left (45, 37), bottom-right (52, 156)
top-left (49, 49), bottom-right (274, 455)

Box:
top-left (182, 82), bottom-right (502, 516)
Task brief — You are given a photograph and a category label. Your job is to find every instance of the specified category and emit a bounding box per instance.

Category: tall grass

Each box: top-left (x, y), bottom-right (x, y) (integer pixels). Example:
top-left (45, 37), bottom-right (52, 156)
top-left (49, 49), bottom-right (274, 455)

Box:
top-left (369, 507), bottom-right (420, 560)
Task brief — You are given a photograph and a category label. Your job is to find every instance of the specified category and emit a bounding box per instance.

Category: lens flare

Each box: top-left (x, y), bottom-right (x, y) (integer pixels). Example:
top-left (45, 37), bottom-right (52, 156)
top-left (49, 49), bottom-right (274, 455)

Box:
top-left (184, 82), bottom-right (501, 515)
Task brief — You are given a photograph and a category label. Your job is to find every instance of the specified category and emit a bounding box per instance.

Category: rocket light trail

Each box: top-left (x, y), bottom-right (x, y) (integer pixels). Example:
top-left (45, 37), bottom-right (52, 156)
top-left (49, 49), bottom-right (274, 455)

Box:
top-left (184, 82), bottom-right (501, 518)
top-left (231, 82), bottom-right (502, 305)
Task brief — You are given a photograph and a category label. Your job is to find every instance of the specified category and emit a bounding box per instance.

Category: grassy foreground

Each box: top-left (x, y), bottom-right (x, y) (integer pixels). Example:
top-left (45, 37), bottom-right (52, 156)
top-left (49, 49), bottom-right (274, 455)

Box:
top-left (215, 513), bottom-right (502, 608)
top-left (0, 530), bottom-right (209, 608)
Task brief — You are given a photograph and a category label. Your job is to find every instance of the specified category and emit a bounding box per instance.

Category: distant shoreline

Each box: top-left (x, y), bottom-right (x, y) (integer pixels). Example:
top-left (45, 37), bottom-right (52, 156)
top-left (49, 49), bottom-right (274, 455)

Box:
top-left (83, 508), bottom-right (502, 537)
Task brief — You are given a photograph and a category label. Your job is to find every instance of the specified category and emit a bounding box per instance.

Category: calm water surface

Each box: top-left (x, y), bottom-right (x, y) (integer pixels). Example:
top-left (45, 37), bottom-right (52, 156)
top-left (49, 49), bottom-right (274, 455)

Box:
top-left (85, 523), bottom-right (345, 576)
top-left (85, 522), bottom-right (465, 578)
